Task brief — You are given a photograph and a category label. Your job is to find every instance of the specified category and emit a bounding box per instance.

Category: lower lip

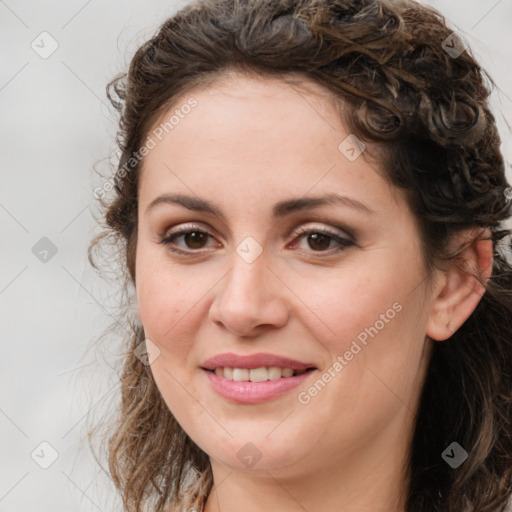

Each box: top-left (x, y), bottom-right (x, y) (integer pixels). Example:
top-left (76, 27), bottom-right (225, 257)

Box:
top-left (203, 369), bottom-right (315, 404)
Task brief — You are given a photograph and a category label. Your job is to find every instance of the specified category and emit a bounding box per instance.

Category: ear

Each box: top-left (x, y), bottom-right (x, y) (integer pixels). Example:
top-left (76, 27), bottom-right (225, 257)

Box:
top-left (426, 228), bottom-right (493, 341)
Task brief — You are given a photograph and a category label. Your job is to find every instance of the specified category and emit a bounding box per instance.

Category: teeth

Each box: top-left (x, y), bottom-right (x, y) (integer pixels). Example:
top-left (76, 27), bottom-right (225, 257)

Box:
top-left (268, 367), bottom-right (282, 380)
top-left (249, 367), bottom-right (268, 382)
top-left (233, 368), bottom-right (249, 381)
top-left (213, 366), bottom-right (301, 382)
top-left (281, 368), bottom-right (294, 377)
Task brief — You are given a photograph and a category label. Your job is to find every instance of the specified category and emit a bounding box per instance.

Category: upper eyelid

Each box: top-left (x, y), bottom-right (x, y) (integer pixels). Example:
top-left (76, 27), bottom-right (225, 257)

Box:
top-left (161, 221), bottom-right (352, 240)
top-left (292, 223), bottom-right (351, 237)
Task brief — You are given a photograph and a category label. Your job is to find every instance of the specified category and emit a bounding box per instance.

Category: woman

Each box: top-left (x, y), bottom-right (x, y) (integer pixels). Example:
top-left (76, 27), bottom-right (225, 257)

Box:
top-left (88, 0), bottom-right (512, 510)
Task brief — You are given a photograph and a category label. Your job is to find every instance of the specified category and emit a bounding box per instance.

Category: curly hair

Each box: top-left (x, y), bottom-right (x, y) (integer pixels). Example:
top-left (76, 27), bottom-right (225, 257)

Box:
top-left (87, 0), bottom-right (512, 511)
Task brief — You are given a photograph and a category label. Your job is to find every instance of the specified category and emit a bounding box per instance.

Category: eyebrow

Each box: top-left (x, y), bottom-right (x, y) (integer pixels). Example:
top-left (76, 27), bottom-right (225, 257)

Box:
top-left (145, 192), bottom-right (376, 220)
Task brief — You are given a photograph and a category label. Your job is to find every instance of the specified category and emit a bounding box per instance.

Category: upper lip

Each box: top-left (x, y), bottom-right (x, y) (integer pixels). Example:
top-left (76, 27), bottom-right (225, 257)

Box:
top-left (201, 352), bottom-right (316, 371)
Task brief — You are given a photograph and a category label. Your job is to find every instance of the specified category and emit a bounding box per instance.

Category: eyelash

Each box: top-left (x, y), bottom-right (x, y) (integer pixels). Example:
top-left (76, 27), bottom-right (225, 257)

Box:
top-left (158, 223), bottom-right (355, 257)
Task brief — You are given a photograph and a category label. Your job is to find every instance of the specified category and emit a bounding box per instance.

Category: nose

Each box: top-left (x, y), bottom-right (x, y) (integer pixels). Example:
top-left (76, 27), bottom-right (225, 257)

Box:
top-left (208, 246), bottom-right (290, 337)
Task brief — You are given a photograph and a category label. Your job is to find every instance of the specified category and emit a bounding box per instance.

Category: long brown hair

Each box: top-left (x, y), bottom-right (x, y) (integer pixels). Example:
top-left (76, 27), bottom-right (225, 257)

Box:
top-left (87, 0), bottom-right (512, 510)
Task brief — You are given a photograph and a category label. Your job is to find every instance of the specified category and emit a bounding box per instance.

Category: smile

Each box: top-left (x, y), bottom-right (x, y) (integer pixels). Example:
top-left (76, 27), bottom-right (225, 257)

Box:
top-left (211, 366), bottom-right (309, 381)
top-left (203, 367), bottom-right (316, 404)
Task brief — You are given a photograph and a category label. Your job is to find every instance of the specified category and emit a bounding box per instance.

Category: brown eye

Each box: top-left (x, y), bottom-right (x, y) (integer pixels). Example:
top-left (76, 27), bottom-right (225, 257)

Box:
top-left (291, 226), bottom-right (355, 255)
top-left (160, 226), bottom-right (217, 254)
top-left (181, 231), bottom-right (208, 249)
top-left (306, 232), bottom-right (333, 251)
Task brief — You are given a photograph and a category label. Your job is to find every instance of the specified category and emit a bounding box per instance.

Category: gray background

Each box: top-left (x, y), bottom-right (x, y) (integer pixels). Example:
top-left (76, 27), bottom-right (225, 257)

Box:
top-left (1, 0), bottom-right (511, 511)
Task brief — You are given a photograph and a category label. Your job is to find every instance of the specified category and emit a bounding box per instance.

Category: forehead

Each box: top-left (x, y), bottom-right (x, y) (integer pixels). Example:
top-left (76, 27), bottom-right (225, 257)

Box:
top-left (143, 71), bottom-right (345, 160)
top-left (153, 70), bottom-right (340, 122)
top-left (138, 71), bottom-right (405, 216)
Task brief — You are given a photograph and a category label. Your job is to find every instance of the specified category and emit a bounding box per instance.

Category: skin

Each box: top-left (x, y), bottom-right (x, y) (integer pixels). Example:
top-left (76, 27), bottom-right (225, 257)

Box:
top-left (135, 72), bottom-right (493, 512)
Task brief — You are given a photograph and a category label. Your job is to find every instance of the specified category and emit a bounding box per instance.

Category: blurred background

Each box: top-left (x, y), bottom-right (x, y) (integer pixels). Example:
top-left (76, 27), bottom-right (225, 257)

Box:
top-left (1, 0), bottom-right (511, 510)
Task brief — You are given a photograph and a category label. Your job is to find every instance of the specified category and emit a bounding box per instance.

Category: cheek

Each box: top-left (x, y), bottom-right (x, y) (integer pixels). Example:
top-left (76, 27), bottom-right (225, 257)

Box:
top-left (301, 263), bottom-right (427, 402)
top-left (135, 248), bottom-right (185, 343)
top-left (297, 265), bottom-right (402, 353)
top-left (137, 275), bottom-right (189, 353)
top-left (135, 249), bottom-right (219, 365)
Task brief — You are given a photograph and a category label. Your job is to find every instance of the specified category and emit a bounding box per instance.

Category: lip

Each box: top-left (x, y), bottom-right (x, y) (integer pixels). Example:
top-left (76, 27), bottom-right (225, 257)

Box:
top-left (201, 352), bottom-right (316, 372)
top-left (200, 352), bottom-right (317, 404)
top-left (203, 368), bottom-right (316, 404)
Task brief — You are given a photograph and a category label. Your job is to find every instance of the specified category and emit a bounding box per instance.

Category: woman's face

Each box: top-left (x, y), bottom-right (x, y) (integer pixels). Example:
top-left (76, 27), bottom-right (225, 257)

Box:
top-left (135, 73), bottom-right (436, 479)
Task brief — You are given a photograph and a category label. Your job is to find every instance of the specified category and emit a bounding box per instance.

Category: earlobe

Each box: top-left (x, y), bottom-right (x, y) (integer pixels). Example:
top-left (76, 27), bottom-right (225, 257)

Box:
top-left (426, 229), bottom-right (493, 342)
